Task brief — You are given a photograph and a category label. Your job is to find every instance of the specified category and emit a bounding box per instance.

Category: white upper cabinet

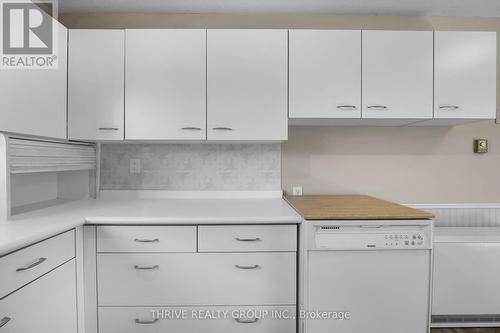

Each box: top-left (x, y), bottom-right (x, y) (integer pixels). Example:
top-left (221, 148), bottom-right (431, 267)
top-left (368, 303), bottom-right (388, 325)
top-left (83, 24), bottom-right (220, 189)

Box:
top-left (434, 31), bottom-right (497, 120)
top-left (68, 30), bottom-right (125, 141)
top-left (125, 29), bottom-right (206, 140)
top-left (0, 19), bottom-right (67, 139)
top-left (289, 30), bottom-right (361, 119)
top-left (362, 30), bottom-right (434, 119)
top-left (207, 30), bottom-right (288, 141)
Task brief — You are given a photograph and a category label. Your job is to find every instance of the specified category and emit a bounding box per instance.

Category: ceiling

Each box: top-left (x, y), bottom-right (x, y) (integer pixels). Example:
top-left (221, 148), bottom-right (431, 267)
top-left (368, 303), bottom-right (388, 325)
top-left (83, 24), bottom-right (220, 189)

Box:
top-left (58, 0), bottom-right (500, 17)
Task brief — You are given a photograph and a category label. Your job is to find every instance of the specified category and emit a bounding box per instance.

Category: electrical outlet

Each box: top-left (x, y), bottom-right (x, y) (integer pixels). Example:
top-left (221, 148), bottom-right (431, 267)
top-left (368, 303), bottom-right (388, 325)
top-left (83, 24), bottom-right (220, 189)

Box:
top-left (129, 159), bottom-right (141, 174)
top-left (292, 186), bottom-right (303, 196)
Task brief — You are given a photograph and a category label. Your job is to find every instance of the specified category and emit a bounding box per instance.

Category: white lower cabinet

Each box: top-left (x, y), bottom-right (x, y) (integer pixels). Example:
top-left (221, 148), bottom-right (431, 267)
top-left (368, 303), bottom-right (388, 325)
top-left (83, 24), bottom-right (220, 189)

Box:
top-left (97, 226), bottom-right (196, 253)
top-left (198, 225), bottom-right (297, 252)
top-left (0, 230), bottom-right (75, 298)
top-left (97, 252), bottom-right (296, 306)
top-left (0, 260), bottom-right (77, 333)
top-left (94, 225), bottom-right (297, 332)
top-left (99, 306), bottom-right (296, 333)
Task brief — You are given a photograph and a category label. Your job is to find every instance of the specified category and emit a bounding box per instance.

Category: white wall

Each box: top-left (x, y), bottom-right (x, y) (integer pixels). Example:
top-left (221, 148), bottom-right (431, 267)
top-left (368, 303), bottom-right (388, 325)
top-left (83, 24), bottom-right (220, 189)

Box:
top-left (283, 122), bottom-right (500, 203)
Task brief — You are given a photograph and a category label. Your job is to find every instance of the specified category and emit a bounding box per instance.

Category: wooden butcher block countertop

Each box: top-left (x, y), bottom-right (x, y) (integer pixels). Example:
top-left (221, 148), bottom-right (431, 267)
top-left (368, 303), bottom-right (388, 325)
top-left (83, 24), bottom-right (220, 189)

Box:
top-left (285, 195), bottom-right (434, 220)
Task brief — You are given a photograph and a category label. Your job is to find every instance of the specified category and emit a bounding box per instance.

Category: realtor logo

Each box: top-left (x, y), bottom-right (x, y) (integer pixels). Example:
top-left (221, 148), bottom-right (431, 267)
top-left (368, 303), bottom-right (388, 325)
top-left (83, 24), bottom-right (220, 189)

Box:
top-left (1, 0), bottom-right (58, 69)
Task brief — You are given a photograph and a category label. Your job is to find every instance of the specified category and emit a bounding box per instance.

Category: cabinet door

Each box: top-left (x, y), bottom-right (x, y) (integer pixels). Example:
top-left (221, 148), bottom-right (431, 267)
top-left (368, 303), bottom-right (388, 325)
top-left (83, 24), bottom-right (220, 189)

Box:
top-left (99, 306), bottom-right (296, 333)
top-left (0, 19), bottom-right (67, 139)
top-left (97, 253), bottom-right (295, 306)
top-left (362, 31), bottom-right (433, 119)
top-left (434, 32), bottom-right (497, 119)
top-left (0, 230), bottom-right (75, 299)
top-left (97, 226), bottom-right (196, 253)
top-left (207, 30), bottom-right (288, 141)
top-left (68, 30), bottom-right (125, 140)
top-left (125, 29), bottom-right (206, 140)
top-left (198, 225), bottom-right (297, 252)
top-left (0, 260), bottom-right (77, 333)
top-left (289, 30), bottom-right (361, 119)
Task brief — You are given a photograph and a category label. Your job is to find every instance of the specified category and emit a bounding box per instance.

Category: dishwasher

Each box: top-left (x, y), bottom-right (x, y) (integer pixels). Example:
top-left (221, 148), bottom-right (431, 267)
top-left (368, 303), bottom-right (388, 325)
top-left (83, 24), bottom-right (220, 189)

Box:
top-left (300, 219), bottom-right (433, 333)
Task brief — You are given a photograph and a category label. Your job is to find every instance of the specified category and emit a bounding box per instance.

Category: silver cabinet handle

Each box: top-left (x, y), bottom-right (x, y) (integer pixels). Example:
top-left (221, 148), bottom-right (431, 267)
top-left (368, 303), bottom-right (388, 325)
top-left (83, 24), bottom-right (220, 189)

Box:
top-left (134, 265), bottom-right (159, 270)
top-left (98, 127), bottom-right (119, 131)
top-left (336, 105), bottom-right (358, 111)
top-left (16, 257), bottom-right (46, 272)
top-left (439, 104), bottom-right (460, 110)
top-left (235, 318), bottom-right (259, 324)
top-left (367, 105), bottom-right (388, 110)
top-left (135, 318), bottom-right (159, 325)
top-left (235, 237), bottom-right (261, 242)
top-left (235, 264), bottom-right (260, 270)
top-left (212, 127), bottom-right (233, 131)
top-left (134, 238), bottom-right (159, 243)
top-left (0, 317), bottom-right (11, 328)
top-left (181, 127), bottom-right (202, 131)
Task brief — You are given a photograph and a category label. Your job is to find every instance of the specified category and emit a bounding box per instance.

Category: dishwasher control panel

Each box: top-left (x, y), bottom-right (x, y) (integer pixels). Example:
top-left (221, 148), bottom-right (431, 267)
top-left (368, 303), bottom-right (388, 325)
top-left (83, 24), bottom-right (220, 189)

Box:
top-left (382, 233), bottom-right (427, 248)
top-left (313, 225), bottom-right (432, 250)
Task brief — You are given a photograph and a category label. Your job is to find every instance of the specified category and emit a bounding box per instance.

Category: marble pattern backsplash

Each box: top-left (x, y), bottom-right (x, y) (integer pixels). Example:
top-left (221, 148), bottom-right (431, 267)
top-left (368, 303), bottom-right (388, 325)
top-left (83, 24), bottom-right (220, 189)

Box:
top-left (100, 144), bottom-right (281, 190)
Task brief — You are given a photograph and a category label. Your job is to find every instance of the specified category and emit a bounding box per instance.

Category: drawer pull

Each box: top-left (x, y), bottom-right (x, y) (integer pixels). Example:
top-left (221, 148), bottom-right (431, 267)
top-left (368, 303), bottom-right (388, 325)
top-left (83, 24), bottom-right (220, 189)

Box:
top-left (235, 237), bottom-right (261, 242)
top-left (439, 104), bottom-right (460, 110)
top-left (135, 318), bottom-right (159, 325)
top-left (98, 127), bottom-right (119, 131)
top-left (235, 264), bottom-right (260, 270)
top-left (16, 257), bottom-right (47, 272)
top-left (235, 317), bottom-right (259, 324)
top-left (336, 105), bottom-right (358, 111)
top-left (0, 317), bottom-right (11, 328)
top-left (134, 238), bottom-right (159, 243)
top-left (134, 265), bottom-right (159, 270)
top-left (367, 105), bottom-right (389, 110)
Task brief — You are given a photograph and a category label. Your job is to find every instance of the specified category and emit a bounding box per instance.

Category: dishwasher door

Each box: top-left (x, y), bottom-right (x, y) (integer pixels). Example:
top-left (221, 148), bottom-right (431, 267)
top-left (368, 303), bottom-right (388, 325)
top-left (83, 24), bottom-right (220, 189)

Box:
top-left (306, 249), bottom-right (431, 333)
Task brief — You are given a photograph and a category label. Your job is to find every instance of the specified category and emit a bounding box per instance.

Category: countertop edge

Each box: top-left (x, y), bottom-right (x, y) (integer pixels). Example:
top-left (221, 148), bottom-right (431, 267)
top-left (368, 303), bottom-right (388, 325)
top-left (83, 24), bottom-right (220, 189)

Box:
top-left (0, 221), bottom-right (84, 257)
top-left (85, 217), bottom-right (303, 224)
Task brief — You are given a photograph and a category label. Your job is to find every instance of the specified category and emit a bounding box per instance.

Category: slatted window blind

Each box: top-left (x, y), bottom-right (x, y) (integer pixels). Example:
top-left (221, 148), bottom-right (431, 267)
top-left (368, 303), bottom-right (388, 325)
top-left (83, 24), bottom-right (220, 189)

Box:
top-left (8, 138), bottom-right (96, 174)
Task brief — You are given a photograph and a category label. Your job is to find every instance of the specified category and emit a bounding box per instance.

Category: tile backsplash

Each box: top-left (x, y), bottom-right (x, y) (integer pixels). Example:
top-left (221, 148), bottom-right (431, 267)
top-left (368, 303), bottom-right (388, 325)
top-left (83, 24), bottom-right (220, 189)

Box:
top-left (100, 144), bottom-right (281, 191)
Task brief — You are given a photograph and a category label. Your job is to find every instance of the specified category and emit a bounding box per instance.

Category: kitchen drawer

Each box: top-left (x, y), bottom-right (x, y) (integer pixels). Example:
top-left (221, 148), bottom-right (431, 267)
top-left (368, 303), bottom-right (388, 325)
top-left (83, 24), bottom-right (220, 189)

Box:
top-left (198, 225), bottom-right (297, 252)
top-left (97, 252), bottom-right (296, 306)
top-left (0, 229), bottom-right (75, 299)
top-left (97, 226), bottom-right (196, 253)
top-left (0, 259), bottom-right (77, 333)
top-left (99, 306), bottom-right (296, 333)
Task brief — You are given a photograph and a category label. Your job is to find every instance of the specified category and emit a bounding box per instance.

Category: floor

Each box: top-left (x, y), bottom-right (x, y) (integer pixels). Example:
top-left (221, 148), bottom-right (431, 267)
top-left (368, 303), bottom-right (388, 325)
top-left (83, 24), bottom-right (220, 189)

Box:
top-left (433, 329), bottom-right (500, 333)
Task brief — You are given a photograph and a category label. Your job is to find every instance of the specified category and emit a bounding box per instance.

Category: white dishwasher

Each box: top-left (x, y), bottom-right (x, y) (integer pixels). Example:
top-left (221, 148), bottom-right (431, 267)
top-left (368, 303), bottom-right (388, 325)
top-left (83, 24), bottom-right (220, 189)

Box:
top-left (301, 220), bottom-right (433, 333)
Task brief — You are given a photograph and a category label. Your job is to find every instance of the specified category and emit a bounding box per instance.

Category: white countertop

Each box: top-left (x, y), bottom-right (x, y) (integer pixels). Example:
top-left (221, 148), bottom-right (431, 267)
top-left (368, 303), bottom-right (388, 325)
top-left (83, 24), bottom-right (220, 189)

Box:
top-left (435, 227), bottom-right (500, 243)
top-left (0, 193), bottom-right (302, 256)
